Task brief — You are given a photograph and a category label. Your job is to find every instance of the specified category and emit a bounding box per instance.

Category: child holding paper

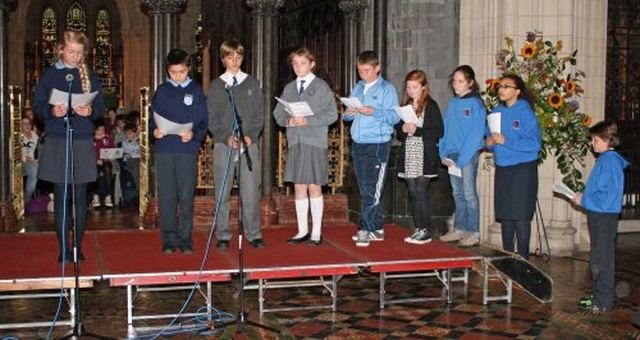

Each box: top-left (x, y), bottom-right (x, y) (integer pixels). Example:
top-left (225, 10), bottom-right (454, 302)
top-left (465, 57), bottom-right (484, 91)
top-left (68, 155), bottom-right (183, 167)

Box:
top-left (150, 48), bottom-right (209, 255)
top-left (438, 65), bottom-right (485, 247)
top-left (573, 121), bottom-right (629, 313)
top-left (343, 51), bottom-right (400, 247)
top-left (33, 30), bottom-right (105, 263)
top-left (395, 70), bottom-right (443, 244)
top-left (273, 47), bottom-right (338, 245)
top-left (485, 74), bottom-right (541, 258)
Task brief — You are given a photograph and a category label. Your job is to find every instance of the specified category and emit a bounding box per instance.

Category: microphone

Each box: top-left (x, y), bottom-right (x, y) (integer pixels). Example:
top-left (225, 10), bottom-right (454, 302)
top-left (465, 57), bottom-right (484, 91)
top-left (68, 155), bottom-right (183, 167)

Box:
top-left (66, 74), bottom-right (74, 83)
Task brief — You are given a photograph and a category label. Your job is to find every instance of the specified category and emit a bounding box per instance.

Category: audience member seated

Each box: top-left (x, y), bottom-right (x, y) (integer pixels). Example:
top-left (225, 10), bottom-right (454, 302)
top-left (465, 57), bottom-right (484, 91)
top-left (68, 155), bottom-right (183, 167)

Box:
top-left (120, 123), bottom-right (141, 193)
top-left (21, 115), bottom-right (39, 205)
top-left (92, 121), bottom-right (116, 208)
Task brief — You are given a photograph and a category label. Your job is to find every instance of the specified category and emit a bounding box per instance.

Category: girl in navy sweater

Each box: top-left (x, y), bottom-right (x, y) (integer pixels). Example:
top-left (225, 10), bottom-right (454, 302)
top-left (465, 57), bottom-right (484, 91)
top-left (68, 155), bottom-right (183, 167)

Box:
top-left (33, 31), bottom-right (105, 264)
top-left (150, 49), bottom-right (209, 255)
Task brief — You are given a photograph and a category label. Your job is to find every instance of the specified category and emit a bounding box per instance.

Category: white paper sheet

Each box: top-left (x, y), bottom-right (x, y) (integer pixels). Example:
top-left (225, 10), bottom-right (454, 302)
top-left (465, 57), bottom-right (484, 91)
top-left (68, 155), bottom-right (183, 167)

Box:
top-left (444, 158), bottom-right (462, 178)
top-left (552, 179), bottom-right (576, 200)
top-left (488, 112), bottom-right (501, 134)
top-left (340, 97), bottom-right (364, 109)
top-left (99, 148), bottom-right (123, 160)
top-left (153, 112), bottom-right (193, 135)
top-left (275, 97), bottom-right (314, 117)
top-left (48, 88), bottom-right (99, 107)
top-left (394, 105), bottom-right (419, 124)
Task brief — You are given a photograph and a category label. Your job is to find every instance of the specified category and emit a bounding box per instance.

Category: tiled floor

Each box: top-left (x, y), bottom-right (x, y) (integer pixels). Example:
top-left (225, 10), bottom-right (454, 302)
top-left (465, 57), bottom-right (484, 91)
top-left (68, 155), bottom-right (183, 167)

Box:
top-left (1, 206), bottom-right (639, 339)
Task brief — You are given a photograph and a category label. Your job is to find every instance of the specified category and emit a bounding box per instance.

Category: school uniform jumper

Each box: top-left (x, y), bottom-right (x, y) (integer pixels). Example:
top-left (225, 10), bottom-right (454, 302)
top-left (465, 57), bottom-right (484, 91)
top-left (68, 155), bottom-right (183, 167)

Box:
top-left (33, 60), bottom-right (105, 256)
top-left (490, 98), bottom-right (541, 258)
top-left (582, 150), bottom-right (629, 310)
top-left (273, 75), bottom-right (338, 184)
top-left (438, 92), bottom-right (486, 235)
top-left (207, 72), bottom-right (264, 243)
top-left (150, 78), bottom-right (209, 250)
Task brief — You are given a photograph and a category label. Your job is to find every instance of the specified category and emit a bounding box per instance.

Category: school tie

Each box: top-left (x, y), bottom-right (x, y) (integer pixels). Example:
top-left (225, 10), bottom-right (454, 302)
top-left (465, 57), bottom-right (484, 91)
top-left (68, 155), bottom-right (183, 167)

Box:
top-left (299, 79), bottom-right (305, 95)
top-left (232, 76), bottom-right (238, 87)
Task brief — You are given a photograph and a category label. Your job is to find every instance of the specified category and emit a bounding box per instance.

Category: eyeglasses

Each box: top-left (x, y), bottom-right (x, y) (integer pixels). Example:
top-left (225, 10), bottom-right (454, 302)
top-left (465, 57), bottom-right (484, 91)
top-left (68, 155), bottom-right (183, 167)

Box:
top-left (497, 84), bottom-right (518, 90)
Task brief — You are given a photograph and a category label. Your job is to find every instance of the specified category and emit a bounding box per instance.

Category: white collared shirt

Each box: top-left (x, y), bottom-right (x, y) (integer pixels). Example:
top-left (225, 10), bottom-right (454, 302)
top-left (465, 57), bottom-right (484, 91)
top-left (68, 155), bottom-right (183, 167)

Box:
top-left (221, 71), bottom-right (248, 87)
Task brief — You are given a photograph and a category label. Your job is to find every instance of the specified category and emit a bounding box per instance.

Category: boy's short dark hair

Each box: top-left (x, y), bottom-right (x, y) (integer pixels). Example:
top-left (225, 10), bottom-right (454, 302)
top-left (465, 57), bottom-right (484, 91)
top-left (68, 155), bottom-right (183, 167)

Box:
top-left (357, 50), bottom-right (379, 67)
top-left (590, 120), bottom-right (620, 148)
top-left (165, 48), bottom-right (191, 68)
top-left (124, 123), bottom-right (138, 133)
top-left (116, 114), bottom-right (125, 122)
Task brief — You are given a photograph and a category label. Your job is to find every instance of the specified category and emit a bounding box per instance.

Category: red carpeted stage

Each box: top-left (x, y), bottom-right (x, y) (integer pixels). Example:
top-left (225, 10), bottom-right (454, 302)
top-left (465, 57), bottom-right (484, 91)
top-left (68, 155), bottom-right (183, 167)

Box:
top-left (0, 224), bottom-right (483, 334)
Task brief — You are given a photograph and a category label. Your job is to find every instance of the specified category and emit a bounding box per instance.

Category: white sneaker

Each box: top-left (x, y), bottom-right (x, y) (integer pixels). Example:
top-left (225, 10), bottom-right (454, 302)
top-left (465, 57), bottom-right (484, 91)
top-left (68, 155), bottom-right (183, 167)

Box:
top-left (91, 194), bottom-right (101, 208)
top-left (355, 231), bottom-right (370, 247)
top-left (439, 229), bottom-right (464, 242)
top-left (104, 195), bottom-right (114, 208)
top-left (458, 233), bottom-right (480, 247)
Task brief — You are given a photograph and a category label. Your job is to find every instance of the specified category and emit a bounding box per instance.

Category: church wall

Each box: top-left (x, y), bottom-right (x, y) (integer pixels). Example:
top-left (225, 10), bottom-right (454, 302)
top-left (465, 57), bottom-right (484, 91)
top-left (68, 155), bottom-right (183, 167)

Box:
top-left (460, 0), bottom-right (611, 254)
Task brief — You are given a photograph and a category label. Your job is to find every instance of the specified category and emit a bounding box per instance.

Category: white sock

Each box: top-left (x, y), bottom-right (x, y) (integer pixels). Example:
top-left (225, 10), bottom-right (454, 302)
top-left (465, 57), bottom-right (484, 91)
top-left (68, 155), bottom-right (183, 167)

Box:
top-left (294, 198), bottom-right (309, 238)
top-left (310, 196), bottom-right (324, 241)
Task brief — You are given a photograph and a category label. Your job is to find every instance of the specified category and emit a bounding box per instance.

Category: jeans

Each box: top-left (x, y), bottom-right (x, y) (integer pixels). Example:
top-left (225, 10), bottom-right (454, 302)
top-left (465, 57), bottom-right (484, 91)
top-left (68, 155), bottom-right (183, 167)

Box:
top-left (352, 141), bottom-right (390, 232)
top-left (23, 160), bottom-right (38, 203)
top-left (449, 152), bottom-right (479, 234)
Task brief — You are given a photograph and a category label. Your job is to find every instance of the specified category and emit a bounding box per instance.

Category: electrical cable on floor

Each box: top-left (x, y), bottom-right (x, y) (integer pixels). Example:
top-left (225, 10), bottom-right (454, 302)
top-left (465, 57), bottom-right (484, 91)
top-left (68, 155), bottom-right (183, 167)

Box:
top-left (46, 116), bottom-right (74, 340)
top-left (143, 143), bottom-right (237, 339)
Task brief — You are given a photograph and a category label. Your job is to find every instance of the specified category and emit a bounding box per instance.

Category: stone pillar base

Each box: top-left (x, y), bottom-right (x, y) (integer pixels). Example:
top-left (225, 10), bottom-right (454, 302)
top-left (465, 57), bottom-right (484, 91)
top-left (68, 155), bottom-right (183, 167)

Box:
top-left (487, 222), bottom-right (577, 257)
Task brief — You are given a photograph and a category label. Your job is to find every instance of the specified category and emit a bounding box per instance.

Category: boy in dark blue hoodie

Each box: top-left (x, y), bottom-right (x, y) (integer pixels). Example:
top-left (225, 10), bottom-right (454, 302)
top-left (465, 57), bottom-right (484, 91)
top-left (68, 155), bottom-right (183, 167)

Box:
top-left (574, 120), bottom-right (630, 314)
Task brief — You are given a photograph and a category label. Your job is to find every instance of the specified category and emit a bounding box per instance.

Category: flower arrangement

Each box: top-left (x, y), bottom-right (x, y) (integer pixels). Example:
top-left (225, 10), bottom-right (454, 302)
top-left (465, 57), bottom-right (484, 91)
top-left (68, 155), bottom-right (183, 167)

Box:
top-left (482, 31), bottom-right (592, 191)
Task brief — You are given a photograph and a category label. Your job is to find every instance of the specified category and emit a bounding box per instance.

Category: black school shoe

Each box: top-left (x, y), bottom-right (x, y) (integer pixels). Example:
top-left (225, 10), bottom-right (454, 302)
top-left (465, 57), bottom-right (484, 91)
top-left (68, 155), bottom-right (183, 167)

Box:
top-left (249, 238), bottom-right (266, 248)
top-left (216, 240), bottom-right (230, 249)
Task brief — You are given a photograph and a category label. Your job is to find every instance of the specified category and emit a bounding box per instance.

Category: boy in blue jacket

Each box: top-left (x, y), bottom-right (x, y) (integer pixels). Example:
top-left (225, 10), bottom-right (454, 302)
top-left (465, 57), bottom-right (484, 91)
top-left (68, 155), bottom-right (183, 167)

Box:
top-left (574, 120), bottom-right (630, 314)
top-left (343, 51), bottom-right (400, 247)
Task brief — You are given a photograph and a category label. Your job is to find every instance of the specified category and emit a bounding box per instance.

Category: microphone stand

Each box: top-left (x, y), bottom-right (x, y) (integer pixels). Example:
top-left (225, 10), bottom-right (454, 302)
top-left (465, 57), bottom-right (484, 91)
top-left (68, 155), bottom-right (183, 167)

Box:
top-left (217, 85), bottom-right (277, 335)
top-left (59, 76), bottom-right (114, 340)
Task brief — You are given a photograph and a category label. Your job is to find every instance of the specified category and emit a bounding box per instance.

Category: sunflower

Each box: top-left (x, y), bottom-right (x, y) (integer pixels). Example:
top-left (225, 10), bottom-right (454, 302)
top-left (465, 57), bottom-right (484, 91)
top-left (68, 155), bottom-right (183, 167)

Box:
top-left (521, 43), bottom-right (537, 59)
top-left (488, 79), bottom-right (500, 92)
top-left (565, 80), bottom-right (577, 94)
top-left (548, 93), bottom-right (564, 109)
top-left (582, 114), bottom-right (592, 127)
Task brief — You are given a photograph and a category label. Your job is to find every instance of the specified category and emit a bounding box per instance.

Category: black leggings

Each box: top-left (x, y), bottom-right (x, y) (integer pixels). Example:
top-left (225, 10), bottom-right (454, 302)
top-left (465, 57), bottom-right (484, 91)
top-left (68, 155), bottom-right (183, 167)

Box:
top-left (406, 177), bottom-right (432, 230)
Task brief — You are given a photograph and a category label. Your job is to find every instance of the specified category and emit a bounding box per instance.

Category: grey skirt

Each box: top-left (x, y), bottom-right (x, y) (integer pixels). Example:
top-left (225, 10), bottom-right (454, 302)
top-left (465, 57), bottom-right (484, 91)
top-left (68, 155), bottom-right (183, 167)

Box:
top-left (37, 136), bottom-right (97, 184)
top-left (284, 143), bottom-right (329, 185)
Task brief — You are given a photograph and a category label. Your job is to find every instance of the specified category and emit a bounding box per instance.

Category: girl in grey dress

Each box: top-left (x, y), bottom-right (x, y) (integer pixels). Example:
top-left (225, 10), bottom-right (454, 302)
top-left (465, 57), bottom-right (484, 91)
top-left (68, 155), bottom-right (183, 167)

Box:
top-left (273, 47), bottom-right (338, 245)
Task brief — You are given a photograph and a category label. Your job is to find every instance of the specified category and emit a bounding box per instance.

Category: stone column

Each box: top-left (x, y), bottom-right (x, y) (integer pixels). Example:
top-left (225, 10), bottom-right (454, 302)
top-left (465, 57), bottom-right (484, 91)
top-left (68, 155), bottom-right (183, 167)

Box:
top-left (373, 0), bottom-right (387, 77)
top-left (141, 0), bottom-right (187, 90)
top-left (0, 0), bottom-right (15, 231)
top-left (247, 0), bottom-right (283, 197)
top-left (339, 0), bottom-right (368, 95)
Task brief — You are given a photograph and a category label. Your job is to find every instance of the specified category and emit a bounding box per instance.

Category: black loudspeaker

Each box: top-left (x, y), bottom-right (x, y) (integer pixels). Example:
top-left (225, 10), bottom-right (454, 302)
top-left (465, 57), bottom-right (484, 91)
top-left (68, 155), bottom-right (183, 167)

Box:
top-left (489, 257), bottom-right (553, 303)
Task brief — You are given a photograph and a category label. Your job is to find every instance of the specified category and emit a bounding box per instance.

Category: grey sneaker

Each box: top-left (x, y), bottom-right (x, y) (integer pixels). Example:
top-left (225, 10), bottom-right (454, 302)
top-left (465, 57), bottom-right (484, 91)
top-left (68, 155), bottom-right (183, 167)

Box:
top-left (355, 231), bottom-right (370, 247)
top-left (352, 229), bottom-right (384, 241)
top-left (368, 230), bottom-right (384, 241)
top-left (404, 229), bottom-right (432, 245)
top-left (352, 229), bottom-right (368, 241)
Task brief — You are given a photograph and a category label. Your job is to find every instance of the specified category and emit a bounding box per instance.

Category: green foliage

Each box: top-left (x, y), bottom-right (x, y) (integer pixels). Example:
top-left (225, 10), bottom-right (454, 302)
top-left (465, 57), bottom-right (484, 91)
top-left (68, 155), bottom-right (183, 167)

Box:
top-left (481, 31), bottom-right (591, 191)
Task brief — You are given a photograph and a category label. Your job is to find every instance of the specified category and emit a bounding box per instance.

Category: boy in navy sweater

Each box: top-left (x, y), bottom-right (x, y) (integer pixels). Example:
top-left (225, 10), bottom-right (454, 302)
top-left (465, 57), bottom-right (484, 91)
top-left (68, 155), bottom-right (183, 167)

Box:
top-left (150, 49), bottom-right (209, 255)
top-left (574, 121), bottom-right (630, 313)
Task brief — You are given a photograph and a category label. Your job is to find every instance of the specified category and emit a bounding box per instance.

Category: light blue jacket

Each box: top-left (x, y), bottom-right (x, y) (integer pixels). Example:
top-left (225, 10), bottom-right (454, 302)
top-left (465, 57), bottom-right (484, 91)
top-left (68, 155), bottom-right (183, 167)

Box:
top-left (343, 77), bottom-right (400, 144)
